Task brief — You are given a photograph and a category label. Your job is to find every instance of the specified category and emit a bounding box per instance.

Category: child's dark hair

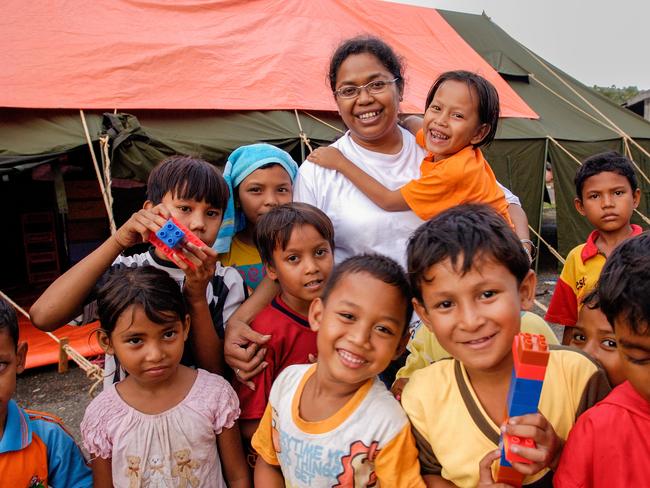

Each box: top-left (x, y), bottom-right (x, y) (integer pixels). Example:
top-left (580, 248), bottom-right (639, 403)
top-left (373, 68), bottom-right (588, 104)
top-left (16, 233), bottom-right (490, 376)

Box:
top-left (581, 289), bottom-right (601, 311)
top-left (147, 155), bottom-right (229, 212)
top-left (329, 36), bottom-right (405, 95)
top-left (597, 232), bottom-right (650, 335)
top-left (0, 297), bottom-right (19, 349)
top-left (575, 151), bottom-right (638, 200)
top-left (321, 254), bottom-right (413, 333)
top-left (425, 70), bottom-right (500, 147)
top-left (97, 267), bottom-right (187, 335)
top-left (255, 203), bottom-right (335, 266)
top-left (407, 204), bottom-right (529, 303)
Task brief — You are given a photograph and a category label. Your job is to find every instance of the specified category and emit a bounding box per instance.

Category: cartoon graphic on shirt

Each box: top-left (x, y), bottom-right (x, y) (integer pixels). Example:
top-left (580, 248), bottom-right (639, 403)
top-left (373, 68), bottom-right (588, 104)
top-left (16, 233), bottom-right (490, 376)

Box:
top-left (171, 449), bottom-right (200, 488)
top-left (271, 407), bottom-right (281, 453)
top-left (125, 455), bottom-right (142, 488)
top-left (143, 454), bottom-right (172, 487)
top-left (334, 440), bottom-right (380, 487)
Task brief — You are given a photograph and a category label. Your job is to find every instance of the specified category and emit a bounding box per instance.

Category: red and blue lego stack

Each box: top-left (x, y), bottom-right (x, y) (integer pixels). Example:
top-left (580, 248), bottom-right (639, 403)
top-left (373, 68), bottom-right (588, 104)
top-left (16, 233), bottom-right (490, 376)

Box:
top-left (495, 333), bottom-right (550, 487)
top-left (149, 217), bottom-right (206, 270)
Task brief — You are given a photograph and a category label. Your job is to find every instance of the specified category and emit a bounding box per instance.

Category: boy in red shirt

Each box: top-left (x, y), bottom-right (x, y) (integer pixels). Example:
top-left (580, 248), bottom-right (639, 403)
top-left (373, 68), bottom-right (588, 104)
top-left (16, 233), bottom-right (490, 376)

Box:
top-left (233, 203), bottom-right (335, 444)
top-left (555, 232), bottom-right (650, 487)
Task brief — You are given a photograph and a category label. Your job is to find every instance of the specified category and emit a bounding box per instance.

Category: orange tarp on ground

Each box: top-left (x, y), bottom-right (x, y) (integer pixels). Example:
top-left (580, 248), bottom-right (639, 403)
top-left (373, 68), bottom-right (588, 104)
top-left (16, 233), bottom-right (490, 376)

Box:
top-left (0, 0), bottom-right (537, 118)
top-left (19, 315), bottom-right (103, 370)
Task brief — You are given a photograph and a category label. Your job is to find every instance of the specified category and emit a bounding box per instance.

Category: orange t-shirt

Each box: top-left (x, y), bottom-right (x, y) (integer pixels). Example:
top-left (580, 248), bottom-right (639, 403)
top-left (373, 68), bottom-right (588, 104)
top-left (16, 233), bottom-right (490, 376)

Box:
top-left (400, 131), bottom-right (512, 224)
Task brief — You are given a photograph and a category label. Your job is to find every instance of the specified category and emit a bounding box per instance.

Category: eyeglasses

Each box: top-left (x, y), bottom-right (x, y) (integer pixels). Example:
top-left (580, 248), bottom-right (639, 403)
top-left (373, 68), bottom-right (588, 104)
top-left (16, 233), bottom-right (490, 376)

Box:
top-left (333, 78), bottom-right (400, 99)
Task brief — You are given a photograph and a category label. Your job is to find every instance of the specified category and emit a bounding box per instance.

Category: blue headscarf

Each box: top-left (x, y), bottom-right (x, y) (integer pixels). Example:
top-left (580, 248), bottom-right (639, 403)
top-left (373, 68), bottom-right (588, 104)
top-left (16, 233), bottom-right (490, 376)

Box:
top-left (214, 143), bottom-right (299, 253)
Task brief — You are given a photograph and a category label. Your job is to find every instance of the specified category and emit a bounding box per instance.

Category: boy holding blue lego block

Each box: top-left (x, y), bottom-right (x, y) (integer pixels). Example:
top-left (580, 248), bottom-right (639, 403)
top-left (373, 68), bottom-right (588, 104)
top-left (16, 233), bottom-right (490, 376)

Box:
top-left (30, 155), bottom-right (246, 380)
top-left (401, 205), bottom-right (610, 487)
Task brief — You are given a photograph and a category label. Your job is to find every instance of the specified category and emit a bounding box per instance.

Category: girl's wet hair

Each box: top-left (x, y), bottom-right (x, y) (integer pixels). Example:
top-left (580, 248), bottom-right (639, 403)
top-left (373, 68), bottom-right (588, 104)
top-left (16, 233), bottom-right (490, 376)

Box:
top-left (329, 36), bottom-right (405, 95)
top-left (97, 266), bottom-right (187, 335)
top-left (425, 70), bottom-right (500, 148)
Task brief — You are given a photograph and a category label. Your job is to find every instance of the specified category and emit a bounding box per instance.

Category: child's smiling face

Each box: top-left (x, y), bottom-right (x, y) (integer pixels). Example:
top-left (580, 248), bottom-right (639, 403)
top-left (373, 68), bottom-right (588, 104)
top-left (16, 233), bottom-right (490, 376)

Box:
top-left (308, 272), bottom-right (409, 388)
top-left (413, 255), bottom-right (535, 375)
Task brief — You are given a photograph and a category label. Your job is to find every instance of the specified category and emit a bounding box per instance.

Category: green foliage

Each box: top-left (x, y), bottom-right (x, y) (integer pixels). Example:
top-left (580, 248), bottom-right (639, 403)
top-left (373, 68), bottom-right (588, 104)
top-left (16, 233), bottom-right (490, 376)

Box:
top-left (593, 85), bottom-right (640, 105)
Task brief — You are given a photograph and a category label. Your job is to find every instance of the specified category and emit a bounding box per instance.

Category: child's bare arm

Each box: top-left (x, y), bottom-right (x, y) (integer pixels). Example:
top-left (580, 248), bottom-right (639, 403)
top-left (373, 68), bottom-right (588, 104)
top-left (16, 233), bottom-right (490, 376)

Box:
top-left (307, 147), bottom-right (410, 212)
top-left (254, 456), bottom-right (285, 488)
top-left (217, 422), bottom-right (252, 488)
top-left (502, 412), bottom-right (563, 475)
top-left (224, 276), bottom-right (277, 388)
top-left (177, 241), bottom-right (224, 374)
top-left (90, 457), bottom-right (113, 488)
top-left (30, 207), bottom-right (169, 331)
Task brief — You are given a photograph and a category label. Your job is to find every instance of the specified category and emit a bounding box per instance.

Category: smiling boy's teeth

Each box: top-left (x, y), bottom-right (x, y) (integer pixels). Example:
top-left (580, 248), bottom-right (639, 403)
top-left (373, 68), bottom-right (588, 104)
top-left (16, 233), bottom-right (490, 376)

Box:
top-left (430, 130), bottom-right (449, 140)
top-left (358, 111), bottom-right (379, 119)
top-left (338, 349), bottom-right (366, 364)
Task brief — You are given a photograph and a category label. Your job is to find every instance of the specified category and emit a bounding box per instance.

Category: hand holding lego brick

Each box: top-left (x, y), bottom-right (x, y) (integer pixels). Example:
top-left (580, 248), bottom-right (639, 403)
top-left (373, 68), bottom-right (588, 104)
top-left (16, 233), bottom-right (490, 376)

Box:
top-left (478, 449), bottom-right (517, 487)
top-left (114, 204), bottom-right (171, 249)
top-left (501, 412), bottom-right (561, 475)
top-left (177, 240), bottom-right (218, 302)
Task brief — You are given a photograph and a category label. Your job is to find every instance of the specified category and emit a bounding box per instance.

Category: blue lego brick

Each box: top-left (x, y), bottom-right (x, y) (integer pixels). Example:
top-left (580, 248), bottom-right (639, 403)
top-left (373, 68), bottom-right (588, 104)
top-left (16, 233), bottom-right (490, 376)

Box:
top-left (506, 374), bottom-right (543, 408)
top-left (156, 221), bottom-right (185, 248)
top-left (508, 401), bottom-right (539, 417)
top-left (499, 443), bottom-right (512, 467)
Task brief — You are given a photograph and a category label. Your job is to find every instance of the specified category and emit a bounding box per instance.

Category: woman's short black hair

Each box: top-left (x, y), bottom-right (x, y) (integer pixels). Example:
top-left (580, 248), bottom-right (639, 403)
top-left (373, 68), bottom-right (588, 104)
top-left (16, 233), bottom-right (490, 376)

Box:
top-left (97, 266), bottom-right (187, 336)
top-left (147, 155), bottom-right (229, 212)
top-left (598, 232), bottom-right (650, 335)
top-left (328, 36), bottom-right (405, 95)
top-left (424, 70), bottom-right (500, 148)
top-left (321, 254), bottom-right (413, 333)
top-left (407, 204), bottom-right (529, 303)
top-left (255, 203), bottom-right (335, 266)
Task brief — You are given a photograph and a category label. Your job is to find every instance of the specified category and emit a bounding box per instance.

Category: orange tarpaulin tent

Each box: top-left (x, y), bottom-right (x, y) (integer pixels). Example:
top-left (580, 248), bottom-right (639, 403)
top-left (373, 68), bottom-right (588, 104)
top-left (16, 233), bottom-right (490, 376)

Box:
top-left (1, 0), bottom-right (537, 118)
top-left (18, 315), bottom-right (103, 370)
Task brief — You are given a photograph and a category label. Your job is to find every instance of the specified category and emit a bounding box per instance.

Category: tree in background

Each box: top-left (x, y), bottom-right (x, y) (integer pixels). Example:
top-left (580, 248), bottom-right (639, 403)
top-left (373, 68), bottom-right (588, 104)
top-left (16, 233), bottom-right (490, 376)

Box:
top-left (593, 85), bottom-right (640, 105)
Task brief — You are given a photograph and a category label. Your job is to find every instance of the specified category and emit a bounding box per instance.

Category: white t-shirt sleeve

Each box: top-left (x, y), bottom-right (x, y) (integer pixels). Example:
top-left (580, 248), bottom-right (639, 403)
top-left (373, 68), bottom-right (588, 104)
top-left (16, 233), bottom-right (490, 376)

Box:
top-left (498, 181), bottom-right (521, 206)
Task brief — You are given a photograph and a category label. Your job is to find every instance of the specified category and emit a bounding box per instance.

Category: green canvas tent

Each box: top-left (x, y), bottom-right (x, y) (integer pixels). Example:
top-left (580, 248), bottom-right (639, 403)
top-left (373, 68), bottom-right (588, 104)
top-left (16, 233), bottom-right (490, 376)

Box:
top-left (439, 10), bottom-right (650, 257)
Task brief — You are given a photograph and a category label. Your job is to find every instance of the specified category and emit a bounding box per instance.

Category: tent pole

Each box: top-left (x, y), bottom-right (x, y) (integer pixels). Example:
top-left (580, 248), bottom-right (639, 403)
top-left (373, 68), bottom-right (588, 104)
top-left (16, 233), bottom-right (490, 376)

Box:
top-left (79, 110), bottom-right (117, 234)
top-left (534, 137), bottom-right (550, 273)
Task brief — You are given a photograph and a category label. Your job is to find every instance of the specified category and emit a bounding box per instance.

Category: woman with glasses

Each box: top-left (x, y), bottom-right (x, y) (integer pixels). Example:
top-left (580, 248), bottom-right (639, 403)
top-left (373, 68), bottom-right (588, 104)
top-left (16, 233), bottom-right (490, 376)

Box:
top-left (224, 36), bottom-right (530, 384)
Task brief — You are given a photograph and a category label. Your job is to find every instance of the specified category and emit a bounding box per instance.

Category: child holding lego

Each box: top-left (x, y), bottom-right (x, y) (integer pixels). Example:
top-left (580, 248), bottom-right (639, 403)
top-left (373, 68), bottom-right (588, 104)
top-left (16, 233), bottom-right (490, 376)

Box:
top-left (0, 298), bottom-right (92, 487)
top-left (555, 232), bottom-right (650, 487)
top-left (400, 204), bottom-right (610, 487)
top-left (566, 290), bottom-right (626, 386)
top-left (307, 70), bottom-right (513, 227)
top-left (233, 203), bottom-right (335, 444)
top-left (545, 151), bottom-right (642, 343)
top-left (215, 143), bottom-right (298, 292)
top-left (81, 267), bottom-right (250, 488)
top-left (391, 311), bottom-right (559, 400)
top-left (252, 254), bottom-right (425, 487)
top-left (30, 155), bottom-right (246, 379)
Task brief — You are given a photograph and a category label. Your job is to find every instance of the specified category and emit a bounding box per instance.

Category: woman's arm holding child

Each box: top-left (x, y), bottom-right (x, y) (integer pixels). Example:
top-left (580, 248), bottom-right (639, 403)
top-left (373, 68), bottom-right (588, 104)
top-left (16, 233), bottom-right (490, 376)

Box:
top-left (217, 422), bottom-right (252, 488)
top-left (254, 457), bottom-right (285, 488)
top-left (90, 457), bottom-right (113, 488)
top-left (307, 147), bottom-right (410, 212)
top-left (30, 206), bottom-right (170, 331)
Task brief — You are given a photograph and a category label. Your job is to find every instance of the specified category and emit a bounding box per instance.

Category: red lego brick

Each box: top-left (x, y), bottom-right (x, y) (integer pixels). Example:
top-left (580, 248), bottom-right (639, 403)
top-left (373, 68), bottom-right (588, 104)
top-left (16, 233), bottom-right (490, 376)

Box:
top-left (512, 333), bottom-right (549, 381)
top-left (504, 434), bottom-right (536, 464)
top-left (495, 464), bottom-right (524, 487)
top-left (149, 217), bottom-right (206, 270)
